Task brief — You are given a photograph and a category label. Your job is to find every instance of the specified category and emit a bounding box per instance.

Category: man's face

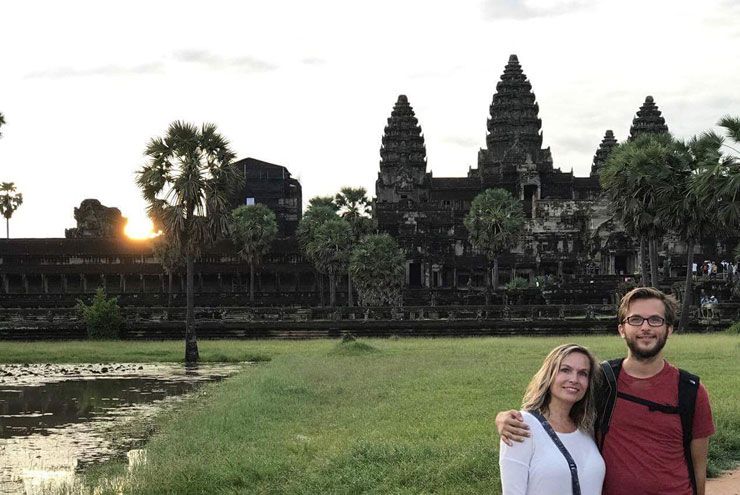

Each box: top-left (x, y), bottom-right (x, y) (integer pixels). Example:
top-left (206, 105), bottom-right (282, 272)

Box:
top-left (618, 298), bottom-right (673, 360)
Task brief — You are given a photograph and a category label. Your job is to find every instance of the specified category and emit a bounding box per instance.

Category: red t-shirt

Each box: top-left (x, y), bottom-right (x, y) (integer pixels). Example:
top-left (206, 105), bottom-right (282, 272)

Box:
top-left (602, 361), bottom-right (715, 495)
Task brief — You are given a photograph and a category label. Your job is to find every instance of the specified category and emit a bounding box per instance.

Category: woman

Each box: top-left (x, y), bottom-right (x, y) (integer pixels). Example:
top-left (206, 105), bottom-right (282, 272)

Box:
top-left (498, 344), bottom-right (605, 495)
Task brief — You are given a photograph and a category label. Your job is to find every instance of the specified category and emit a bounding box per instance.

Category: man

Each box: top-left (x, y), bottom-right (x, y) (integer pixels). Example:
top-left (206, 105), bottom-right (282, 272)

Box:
top-left (496, 287), bottom-right (715, 495)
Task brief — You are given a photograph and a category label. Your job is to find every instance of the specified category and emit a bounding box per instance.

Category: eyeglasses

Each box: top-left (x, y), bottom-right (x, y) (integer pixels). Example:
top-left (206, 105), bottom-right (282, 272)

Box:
top-left (622, 315), bottom-right (666, 327)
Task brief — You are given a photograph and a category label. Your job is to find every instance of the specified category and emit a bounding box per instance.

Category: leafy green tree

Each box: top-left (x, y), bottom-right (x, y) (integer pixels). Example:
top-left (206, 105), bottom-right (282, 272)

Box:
top-left (655, 116), bottom-right (739, 331)
top-left (0, 182), bottom-right (23, 239)
top-left (464, 188), bottom-right (525, 290)
top-left (308, 196), bottom-right (339, 211)
top-left (349, 233), bottom-right (406, 307)
top-left (335, 187), bottom-right (374, 305)
top-left (152, 234), bottom-right (184, 308)
top-left (690, 116), bottom-right (740, 231)
top-left (601, 133), bottom-right (685, 287)
top-left (136, 121), bottom-right (240, 363)
top-left (230, 204), bottom-right (278, 303)
top-left (76, 288), bottom-right (124, 339)
top-left (305, 217), bottom-right (352, 307)
top-left (297, 201), bottom-right (340, 306)
top-left (655, 140), bottom-right (714, 331)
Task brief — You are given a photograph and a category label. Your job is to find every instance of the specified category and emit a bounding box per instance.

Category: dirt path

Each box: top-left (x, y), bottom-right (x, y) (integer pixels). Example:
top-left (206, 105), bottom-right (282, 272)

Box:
top-left (708, 467), bottom-right (740, 495)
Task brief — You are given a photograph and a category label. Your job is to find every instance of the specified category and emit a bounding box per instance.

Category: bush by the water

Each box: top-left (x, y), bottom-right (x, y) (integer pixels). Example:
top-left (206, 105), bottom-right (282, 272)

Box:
top-left (76, 288), bottom-right (124, 339)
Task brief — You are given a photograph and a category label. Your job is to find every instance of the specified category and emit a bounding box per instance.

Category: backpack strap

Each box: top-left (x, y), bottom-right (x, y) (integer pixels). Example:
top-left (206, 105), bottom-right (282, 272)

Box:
top-left (596, 358), bottom-right (623, 450)
top-left (528, 410), bottom-right (582, 495)
top-left (678, 369), bottom-right (700, 495)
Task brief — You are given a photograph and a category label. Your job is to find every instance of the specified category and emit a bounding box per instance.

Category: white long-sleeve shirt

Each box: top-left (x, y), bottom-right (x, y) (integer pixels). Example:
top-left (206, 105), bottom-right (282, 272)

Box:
top-left (499, 411), bottom-right (605, 495)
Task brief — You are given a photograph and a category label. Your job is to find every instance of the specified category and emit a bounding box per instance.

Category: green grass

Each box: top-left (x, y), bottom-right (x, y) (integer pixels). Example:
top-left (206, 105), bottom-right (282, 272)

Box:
top-left (5, 335), bottom-right (739, 494)
top-left (0, 340), bottom-right (270, 363)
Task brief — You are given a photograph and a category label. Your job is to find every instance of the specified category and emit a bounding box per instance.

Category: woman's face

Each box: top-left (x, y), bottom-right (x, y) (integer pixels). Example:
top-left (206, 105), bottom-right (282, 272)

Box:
top-left (549, 352), bottom-right (590, 406)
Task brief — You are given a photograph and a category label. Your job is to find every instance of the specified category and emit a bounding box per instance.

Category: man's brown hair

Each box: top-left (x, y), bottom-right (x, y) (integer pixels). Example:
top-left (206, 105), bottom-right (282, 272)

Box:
top-left (618, 287), bottom-right (679, 327)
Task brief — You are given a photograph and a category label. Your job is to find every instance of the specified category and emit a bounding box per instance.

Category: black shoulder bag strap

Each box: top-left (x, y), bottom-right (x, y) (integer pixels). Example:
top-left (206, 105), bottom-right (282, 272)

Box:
top-left (679, 369), bottom-right (700, 495)
top-left (596, 358), bottom-right (623, 450)
top-left (528, 410), bottom-right (581, 495)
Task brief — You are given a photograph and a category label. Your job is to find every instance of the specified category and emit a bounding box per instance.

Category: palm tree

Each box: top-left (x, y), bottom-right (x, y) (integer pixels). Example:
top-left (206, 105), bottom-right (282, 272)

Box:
top-left (464, 188), bottom-right (525, 291)
top-left (691, 116), bottom-right (740, 231)
top-left (349, 233), bottom-right (406, 307)
top-left (297, 201), bottom-right (339, 306)
top-left (657, 140), bottom-right (714, 332)
top-left (136, 121), bottom-right (240, 363)
top-left (305, 217), bottom-right (352, 307)
top-left (229, 204), bottom-right (278, 303)
top-left (335, 187), bottom-right (374, 305)
top-left (601, 133), bottom-right (682, 287)
top-left (0, 182), bottom-right (23, 239)
top-left (308, 196), bottom-right (339, 211)
top-left (657, 116), bottom-right (739, 331)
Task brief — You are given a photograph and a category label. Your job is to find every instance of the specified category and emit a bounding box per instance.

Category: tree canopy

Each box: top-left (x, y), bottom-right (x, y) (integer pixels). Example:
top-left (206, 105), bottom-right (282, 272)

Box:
top-left (464, 188), bottom-right (525, 289)
top-left (304, 217), bottom-right (352, 306)
top-left (0, 182), bottom-right (23, 239)
top-left (230, 204), bottom-right (278, 302)
top-left (349, 233), bottom-right (406, 307)
top-left (136, 121), bottom-right (240, 362)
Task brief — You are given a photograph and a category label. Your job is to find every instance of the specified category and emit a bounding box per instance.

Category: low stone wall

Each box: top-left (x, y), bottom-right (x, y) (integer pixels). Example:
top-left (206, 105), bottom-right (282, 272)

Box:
top-left (1, 304), bottom-right (735, 340)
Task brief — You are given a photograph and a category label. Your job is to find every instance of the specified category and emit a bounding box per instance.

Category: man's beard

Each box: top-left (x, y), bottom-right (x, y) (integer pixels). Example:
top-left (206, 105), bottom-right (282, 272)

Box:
top-left (626, 331), bottom-right (669, 360)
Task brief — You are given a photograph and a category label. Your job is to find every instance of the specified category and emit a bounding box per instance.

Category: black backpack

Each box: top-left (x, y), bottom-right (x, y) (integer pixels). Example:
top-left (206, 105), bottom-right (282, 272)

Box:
top-left (595, 358), bottom-right (700, 495)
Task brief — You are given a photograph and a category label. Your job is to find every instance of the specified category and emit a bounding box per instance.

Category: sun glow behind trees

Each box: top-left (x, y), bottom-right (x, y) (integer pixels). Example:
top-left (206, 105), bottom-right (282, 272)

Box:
top-left (123, 213), bottom-right (157, 239)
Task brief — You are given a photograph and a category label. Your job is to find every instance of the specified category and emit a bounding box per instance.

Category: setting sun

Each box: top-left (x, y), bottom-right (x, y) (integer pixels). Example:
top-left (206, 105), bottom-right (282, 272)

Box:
top-left (124, 214), bottom-right (157, 239)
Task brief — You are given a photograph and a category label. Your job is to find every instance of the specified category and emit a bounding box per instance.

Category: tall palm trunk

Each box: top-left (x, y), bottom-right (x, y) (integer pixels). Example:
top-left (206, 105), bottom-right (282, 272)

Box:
top-left (167, 272), bottom-right (173, 308)
top-left (678, 240), bottom-right (695, 333)
top-left (639, 236), bottom-right (650, 287)
top-left (5, 218), bottom-right (8, 239)
top-left (649, 237), bottom-right (660, 288)
top-left (318, 272), bottom-right (325, 306)
top-left (185, 253), bottom-right (199, 363)
top-left (329, 274), bottom-right (336, 307)
top-left (249, 261), bottom-right (255, 303)
top-left (347, 272), bottom-right (353, 306)
top-left (492, 257), bottom-right (500, 291)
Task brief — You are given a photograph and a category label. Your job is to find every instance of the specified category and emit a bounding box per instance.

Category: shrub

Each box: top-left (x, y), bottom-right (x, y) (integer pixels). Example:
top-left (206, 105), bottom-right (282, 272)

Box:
top-left (505, 277), bottom-right (529, 291)
top-left (725, 321), bottom-right (740, 335)
top-left (76, 288), bottom-right (124, 339)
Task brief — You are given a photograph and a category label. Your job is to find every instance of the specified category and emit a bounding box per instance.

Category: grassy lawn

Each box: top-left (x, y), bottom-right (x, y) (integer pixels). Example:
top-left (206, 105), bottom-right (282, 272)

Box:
top-left (4, 334), bottom-right (738, 494)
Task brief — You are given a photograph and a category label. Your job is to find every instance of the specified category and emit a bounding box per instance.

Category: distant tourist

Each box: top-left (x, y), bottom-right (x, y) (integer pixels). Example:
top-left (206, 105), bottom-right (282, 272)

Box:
top-left (498, 344), bottom-right (605, 495)
top-left (496, 287), bottom-right (715, 495)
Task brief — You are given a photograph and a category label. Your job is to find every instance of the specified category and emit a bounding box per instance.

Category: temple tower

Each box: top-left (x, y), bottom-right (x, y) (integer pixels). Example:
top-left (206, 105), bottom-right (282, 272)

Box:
top-left (590, 130), bottom-right (619, 177)
top-left (475, 54), bottom-right (553, 181)
top-left (376, 95), bottom-right (430, 203)
top-left (629, 96), bottom-right (669, 139)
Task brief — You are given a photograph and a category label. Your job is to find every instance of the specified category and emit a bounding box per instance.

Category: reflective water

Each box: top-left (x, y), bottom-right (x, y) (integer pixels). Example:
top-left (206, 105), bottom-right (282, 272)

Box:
top-left (0, 363), bottom-right (245, 494)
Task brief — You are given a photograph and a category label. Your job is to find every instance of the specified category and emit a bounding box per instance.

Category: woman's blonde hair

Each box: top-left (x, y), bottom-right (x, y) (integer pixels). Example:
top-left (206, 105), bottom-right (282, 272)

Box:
top-left (521, 343), bottom-right (599, 432)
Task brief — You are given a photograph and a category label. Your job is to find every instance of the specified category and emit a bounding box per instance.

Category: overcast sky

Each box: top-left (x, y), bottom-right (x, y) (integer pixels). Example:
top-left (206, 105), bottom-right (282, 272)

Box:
top-left (1, 0), bottom-right (738, 238)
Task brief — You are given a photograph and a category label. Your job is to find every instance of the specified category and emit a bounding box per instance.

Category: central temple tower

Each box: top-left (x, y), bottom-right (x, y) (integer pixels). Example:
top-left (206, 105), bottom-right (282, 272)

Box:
top-left (474, 54), bottom-right (554, 183)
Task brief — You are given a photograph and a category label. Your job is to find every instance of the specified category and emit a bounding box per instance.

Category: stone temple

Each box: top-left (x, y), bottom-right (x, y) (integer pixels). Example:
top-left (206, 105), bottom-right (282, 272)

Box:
top-left (375, 55), bottom-right (671, 291)
top-left (0, 55), bottom-right (736, 309)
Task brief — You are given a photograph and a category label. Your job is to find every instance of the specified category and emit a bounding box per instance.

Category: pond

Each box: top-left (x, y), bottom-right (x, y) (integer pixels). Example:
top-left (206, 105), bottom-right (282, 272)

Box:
top-left (0, 362), bottom-right (246, 494)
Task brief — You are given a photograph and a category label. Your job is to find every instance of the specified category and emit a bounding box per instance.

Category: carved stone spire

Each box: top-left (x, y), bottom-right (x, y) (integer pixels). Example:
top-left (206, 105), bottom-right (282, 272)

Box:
top-left (376, 95), bottom-right (430, 203)
top-left (380, 94), bottom-right (427, 171)
top-left (629, 96), bottom-right (669, 139)
top-left (591, 130), bottom-right (618, 177)
top-left (486, 54), bottom-right (544, 162)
